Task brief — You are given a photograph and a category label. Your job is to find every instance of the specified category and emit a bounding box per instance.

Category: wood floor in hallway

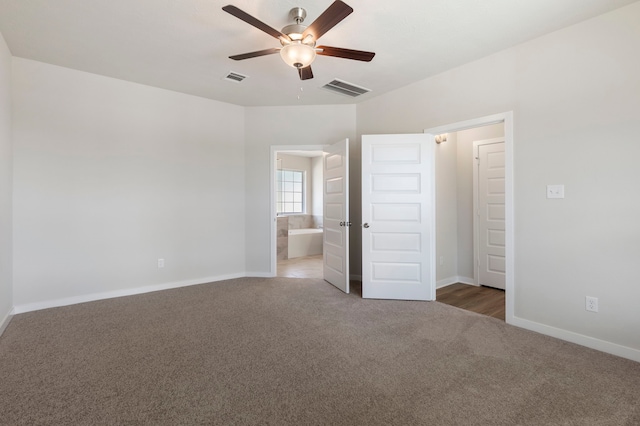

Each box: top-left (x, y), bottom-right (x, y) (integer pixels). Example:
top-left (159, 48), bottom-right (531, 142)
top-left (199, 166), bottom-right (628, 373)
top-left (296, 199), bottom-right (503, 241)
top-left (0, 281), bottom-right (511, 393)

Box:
top-left (436, 283), bottom-right (505, 321)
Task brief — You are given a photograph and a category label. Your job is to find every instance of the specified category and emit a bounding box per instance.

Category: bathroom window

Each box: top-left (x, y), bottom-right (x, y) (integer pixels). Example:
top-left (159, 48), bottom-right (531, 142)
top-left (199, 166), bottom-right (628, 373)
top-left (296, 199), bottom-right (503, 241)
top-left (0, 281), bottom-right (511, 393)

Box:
top-left (277, 169), bottom-right (304, 214)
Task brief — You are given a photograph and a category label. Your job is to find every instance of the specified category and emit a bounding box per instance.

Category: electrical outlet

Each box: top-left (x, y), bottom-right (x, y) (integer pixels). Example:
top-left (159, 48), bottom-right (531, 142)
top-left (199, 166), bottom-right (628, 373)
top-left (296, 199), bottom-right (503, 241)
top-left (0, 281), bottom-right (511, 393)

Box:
top-left (158, 258), bottom-right (165, 268)
top-left (585, 296), bottom-right (598, 312)
top-left (439, 256), bottom-right (444, 266)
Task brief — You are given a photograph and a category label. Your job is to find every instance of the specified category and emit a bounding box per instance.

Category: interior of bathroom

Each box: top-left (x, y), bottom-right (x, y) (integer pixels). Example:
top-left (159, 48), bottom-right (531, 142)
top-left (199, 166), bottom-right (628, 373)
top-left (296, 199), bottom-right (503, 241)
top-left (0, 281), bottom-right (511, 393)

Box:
top-left (276, 152), bottom-right (324, 278)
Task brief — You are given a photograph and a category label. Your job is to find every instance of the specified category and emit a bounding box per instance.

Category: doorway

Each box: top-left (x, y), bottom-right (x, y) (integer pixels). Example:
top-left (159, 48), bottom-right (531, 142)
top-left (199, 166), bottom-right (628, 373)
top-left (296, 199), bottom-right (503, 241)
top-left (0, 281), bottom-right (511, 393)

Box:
top-left (269, 140), bottom-right (350, 294)
top-left (271, 147), bottom-right (325, 279)
top-left (427, 112), bottom-right (514, 323)
top-left (474, 138), bottom-right (506, 290)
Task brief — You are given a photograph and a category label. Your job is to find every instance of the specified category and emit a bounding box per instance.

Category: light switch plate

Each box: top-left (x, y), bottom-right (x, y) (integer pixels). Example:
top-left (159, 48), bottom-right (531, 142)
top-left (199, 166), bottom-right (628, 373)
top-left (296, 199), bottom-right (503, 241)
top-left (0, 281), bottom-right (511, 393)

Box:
top-left (547, 185), bottom-right (565, 199)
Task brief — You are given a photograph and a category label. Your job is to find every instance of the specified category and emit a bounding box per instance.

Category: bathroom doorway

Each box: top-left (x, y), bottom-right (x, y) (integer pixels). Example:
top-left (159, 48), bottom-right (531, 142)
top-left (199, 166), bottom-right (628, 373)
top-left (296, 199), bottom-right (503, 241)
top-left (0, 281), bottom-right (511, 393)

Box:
top-left (272, 147), bottom-right (325, 279)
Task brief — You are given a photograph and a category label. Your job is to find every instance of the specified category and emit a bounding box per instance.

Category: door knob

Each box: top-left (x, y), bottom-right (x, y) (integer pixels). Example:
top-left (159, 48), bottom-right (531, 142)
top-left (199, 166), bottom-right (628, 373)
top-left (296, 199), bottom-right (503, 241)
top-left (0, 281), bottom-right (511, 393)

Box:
top-left (363, 223), bottom-right (369, 228)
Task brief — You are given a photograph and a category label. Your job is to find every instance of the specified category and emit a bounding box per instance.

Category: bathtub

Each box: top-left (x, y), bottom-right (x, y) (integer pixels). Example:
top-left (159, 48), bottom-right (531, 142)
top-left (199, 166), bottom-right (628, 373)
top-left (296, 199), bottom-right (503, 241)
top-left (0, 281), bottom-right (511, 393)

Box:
top-left (288, 228), bottom-right (323, 259)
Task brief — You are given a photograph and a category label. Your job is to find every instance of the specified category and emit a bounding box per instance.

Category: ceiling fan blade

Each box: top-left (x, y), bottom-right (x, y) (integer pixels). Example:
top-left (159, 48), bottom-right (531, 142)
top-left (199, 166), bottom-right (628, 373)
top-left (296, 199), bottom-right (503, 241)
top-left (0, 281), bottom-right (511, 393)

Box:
top-left (316, 46), bottom-right (375, 62)
top-left (222, 5), bottom-right (291, 41)
top-left (229, 48), bottom-right (280, 61)
top-left (302, 1), bottom-right (353, 41)
top-left (298, 66), bottom-right (314, 80)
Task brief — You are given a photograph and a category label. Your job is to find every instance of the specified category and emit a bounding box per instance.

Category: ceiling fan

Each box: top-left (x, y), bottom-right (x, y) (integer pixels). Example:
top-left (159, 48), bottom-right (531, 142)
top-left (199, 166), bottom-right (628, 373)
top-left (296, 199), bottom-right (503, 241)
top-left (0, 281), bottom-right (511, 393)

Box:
top-left (222, 1), bottom-right (375, 80)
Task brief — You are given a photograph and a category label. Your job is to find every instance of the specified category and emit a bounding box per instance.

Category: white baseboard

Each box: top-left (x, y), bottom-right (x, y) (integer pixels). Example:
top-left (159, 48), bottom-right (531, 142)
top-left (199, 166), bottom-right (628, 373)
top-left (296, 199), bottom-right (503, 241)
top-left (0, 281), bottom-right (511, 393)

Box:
top-left (510, 316), bottom-right (640, 363)
top-left (350, 274), bottom-right (362, 282)
top-left (436, 276), bottom-right (476, 289)
top-left (245, 272), bottom-right (275, 278)
top-left (457, 276), bottom-right (475, 286)
top-left (434, 280), bottom-right (639, 362)
top-left (0, 308), bottom-right (13, 336)
top-left (12, 272), bottom-right (246, 315)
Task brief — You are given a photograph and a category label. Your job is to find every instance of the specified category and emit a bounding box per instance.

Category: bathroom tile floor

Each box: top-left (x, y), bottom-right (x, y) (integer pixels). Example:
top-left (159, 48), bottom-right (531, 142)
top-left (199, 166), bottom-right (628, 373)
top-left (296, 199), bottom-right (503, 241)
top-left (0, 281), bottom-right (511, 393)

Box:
top-left (277, 254), bottom-right (323, 278)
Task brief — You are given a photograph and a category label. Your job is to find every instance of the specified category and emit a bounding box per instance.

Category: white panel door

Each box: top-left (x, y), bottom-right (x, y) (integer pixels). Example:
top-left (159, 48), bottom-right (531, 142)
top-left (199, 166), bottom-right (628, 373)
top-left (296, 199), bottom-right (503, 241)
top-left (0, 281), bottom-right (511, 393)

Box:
top-left (323, 139), bottom-right (349, 293)
top-left (474, 139), bottom-right (505, 290)
top-left (361, 134), bottom-right (435, 300)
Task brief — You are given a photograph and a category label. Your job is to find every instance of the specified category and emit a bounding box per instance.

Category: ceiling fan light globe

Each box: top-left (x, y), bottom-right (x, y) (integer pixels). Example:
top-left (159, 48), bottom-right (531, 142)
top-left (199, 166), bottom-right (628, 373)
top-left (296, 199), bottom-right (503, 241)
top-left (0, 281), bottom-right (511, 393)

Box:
top-left (280, 43), bottom-right (316, 68)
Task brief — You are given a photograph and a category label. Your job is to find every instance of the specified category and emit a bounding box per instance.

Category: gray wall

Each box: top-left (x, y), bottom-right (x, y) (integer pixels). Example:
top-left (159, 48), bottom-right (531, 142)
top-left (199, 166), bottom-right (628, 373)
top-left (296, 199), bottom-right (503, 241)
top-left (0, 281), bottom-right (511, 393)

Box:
top-left (311, 156), bottom-right (323, 218)
top-left (0, 32), bottom-right (12, 329)
top-left (12, 58), bottom-right (246, 309)
top-left (434, 130), bottom-right (458, 284)
top-left (357, 3), bottom-right (640, 354)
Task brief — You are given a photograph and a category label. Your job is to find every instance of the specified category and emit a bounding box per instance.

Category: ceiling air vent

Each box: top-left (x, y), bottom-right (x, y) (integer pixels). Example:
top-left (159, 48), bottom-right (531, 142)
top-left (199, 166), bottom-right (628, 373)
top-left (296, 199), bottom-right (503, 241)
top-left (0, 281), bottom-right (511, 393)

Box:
top-left (321, 79), bottom-right (371, 97)
top-left (224, 72), bottom-right (247, 83)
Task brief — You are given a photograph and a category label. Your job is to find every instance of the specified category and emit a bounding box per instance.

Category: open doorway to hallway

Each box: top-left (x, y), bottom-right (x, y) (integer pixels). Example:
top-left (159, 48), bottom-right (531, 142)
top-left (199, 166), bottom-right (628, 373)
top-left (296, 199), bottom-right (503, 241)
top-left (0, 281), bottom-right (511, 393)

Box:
top-left (428, 115), bottom-right (511, 321)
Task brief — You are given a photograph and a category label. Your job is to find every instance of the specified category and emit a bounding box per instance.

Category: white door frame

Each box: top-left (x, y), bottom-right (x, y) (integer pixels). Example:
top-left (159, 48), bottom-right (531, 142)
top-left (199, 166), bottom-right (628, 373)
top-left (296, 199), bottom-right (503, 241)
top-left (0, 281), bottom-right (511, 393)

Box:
top-left (425, 112), bottom-right (514, 324)
top-left (269, 145), bottom-right (326, 277)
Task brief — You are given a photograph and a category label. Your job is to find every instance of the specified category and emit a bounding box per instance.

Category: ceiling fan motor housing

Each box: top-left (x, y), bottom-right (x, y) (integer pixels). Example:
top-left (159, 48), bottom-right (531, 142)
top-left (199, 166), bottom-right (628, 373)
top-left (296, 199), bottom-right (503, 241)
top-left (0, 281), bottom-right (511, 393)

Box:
top-left (289, 7), bottom-right (307, 24)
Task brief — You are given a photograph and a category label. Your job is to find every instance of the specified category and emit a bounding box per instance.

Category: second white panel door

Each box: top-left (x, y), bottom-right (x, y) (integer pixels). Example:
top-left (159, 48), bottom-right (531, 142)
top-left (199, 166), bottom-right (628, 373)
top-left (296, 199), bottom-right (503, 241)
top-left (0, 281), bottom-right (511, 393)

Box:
top-left (361, 134), bottom-right (435, 301)
top-left (474, 139), bottom-right (506, 290)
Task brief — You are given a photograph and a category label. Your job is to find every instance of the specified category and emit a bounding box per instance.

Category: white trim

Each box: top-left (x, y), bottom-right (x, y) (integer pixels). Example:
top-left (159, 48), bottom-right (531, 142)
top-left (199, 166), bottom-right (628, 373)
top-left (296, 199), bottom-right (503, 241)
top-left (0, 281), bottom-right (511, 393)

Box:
top-left (504, 114), bottom-right (514, 324)
top-left (0, 308), bottom-right (13, 336)
top-left (246, 271), bottom-right (276, 278)
top-left (270, 145), bottom-right (327, 278)
top-left (428, 113), bottom-right (506, 135)
top-left (511, 316), bottom-right (640, 363)
top-left (437, 276), bottom-right (476, 289)
top-left (427, 135), bottom-right (437, 300)
top-left (457, 276), bottom-right (476, 286)
top-left (426, 111), bottom-right (514, 323)
top-left (436, 279), bottom-right (457, 289)
top-left (12, 273), bottom-right (245, 314)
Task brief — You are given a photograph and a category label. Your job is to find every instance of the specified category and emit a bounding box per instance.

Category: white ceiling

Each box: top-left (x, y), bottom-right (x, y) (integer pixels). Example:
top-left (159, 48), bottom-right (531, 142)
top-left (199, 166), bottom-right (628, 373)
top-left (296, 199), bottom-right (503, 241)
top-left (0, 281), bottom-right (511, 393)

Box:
top-left (0, 0), bottom-right (636, 106)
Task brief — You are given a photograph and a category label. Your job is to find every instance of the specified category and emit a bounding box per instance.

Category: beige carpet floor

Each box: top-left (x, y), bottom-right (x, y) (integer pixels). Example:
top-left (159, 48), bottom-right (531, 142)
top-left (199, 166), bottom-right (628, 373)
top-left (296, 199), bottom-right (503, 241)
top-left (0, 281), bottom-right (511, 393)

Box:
top-left (1, 277), bottom-right (639, 425)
